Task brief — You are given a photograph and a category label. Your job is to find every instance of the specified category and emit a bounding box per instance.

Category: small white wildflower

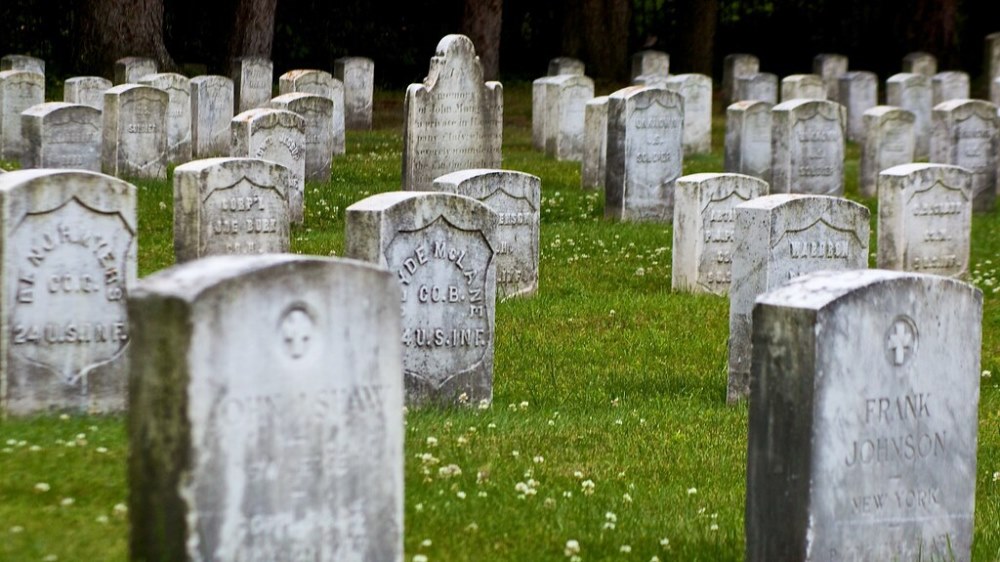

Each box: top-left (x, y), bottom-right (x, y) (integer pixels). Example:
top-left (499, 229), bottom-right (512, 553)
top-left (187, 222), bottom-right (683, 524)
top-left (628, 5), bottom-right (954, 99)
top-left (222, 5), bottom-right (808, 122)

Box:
top-left (605, 511), bottom-right (617, 523)
top-left (623, 493), bottom-right (633, 503)
top-left (563, 490), bottom-right (573, 498)
top-left (533, 455), bottom-right (544, 464)
top-left (660, 537), bottom-right (670, 548)
top-left (477, 491), bottom-right (488, 498)
top-left (96, 446), bottom-right (108, 454)
top-left (60, 497), bottom-right (74, 507)
top-left (564, 539), bottom-right (581, 556)
top-left (573, 471), bottom-right (584, 479)
top-left (511, 450), bottom-right (520, 458)
top-left (112, 503), bottom-right (128, 516)
top-left (438, 464), bottom-right (462, 479)
top-left (456, 491), bottom-right (466, 499)
top-left (993, 471), bottom-right (1000, 482)
top-left (465, 522), bottom-right (478, 532)
top-left (609, 309), bottom-right (616, 316)
top-left (158, 201), bottom-right (167, 210)
top-left (687, 487), bottom-right (697, 495)
top-left (43, 555), bottom-right (58, 562)
top-left (620, 545), bottom-right (632, 553)
top-left (95, 515), bottom-right (109, 524)
top-left (34, 482), bottom-right (50, 493)
top-left (710, 522), bottom-right (719, 531)
top-left (415, 503), bottom-right (424, 512)
top-left (614, 419), bottom-right (623, 426)
top-left (456, 436), bottom-right (468, 446)
top-left (425, 436), bottom-right (438, 448)
top-left (519, 401), bottom-right (529, 410)
top-left (478, 399), bottom-right (490, 410)
top-left (983, 370), bottom-right (992, 378)
top-left (420, 539), bottom-right (432, 547)
top-left (581, 479), bottom-right (595, 496)
top-left (548, 419), bottom-right (555, 426)
top-left (635, 267), bottom-right (645, 276)
top-left (29, 445), bottom-right (41, 452)
top-left (457, 392), bottom-right (469, 404)
top-left (9, 525), bottom-right (24, 533)
top-left (412, 556), bottom-right (428, 562)
top-left (59, 414), bottom-right (69, 420)
top-left (544, 497), bottom-right (556, 509)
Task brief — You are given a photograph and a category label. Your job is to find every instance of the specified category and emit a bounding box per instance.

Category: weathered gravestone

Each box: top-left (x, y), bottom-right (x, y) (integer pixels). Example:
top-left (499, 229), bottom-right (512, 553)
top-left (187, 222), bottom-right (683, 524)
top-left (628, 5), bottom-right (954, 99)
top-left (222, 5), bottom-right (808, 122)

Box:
top-left (345, 191), bottom-right (498, 405)
top-left (860, 106), bottom-right (916, 198)
top-left (581, 95), bottom-right (609, 190)
top-left (877, 163), bottom-right (972, 278)
top-left (902, 51), bottom-right (937, 77)
top-left (746, 269), bottom-right (981, 562)
top-left (334, 56), bottom-right (375, 131)
top-left (64, 76), bottom-right (112, 111)
top-left (544, 74), bottom-right (593, 161)
top-left (931, 71), bottom-right (970, 106)
top-left (190, 75), bottom-right (235, 158)
top-left (547, 57), bottom-right (585, 76)
top-left (671, 173), bottom-right (768, 296)
top-left (930, 99), bottom-right (998, 212)
top-left (232, 56), bottom-right (273, 113)
top-left (231, 108), bottom-right (305, 223)
top-left (887, 72), bottom-right (932, 158)
top-left (0, 169), bottom-right (136, 416)
top-left (837, 71), bottom-right (877, 143)
top-left (21, 102), bottom-right (102, 171)
top-left (723, 54), bottom-right (760, 104)
top-left (0, 70), bottom-right (44, 161)
top-left (812, 53), bottom-right (848, 101)
top-left (631, 50), bottom-right (669, 81)
top-left (780, 74), bottom-right (826, 102)
top-left (727, 194), bottom-right (869, 403)
top-left (993, 77), bottom-right (1000, 108)
top-left (102, 84), bottom-right (168, 179)
top-left (433, 169), bottom-right (540, 299)
top-left (173, 157), bottom-right (291, 262)
top-left (128, 254), bottom-right (403, 562)
top-left (531, 76), bottom-right (556, 151)
top-left (1, 54), bottom-right (44, 74)
top-left (278, 70), bottom-right (345, 156)
top-left (113, 57), bottom-right (156, 85)
top-left (632, 74), bottom-right (670, 89)
top-left (138, 73), bottom-right (192, 165)
top-left (664, 73), bottom-right (712, 155)
top-left (736, 73), bottom-right (779, 104)
top-left (987, 33), bottom-right (1000, 87)
top-left (605, 86), bottom-right (684, 222)
top-left (270, 93), bottom-right (335, 182)
top-left (402, 35), bottom-right (502, 191)
top-left (771, 99), bottom-right (846, 196)
top-left (724, 100), bottom-right (773, 182)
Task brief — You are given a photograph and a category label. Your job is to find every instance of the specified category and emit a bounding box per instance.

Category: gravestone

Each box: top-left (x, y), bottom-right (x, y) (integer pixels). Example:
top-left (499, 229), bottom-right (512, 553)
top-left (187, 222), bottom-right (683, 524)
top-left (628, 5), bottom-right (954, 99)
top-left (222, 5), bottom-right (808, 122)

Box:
top-left (0, 70), bottom-right (44, 161)
top-left (190, 75), bottom-right (235, 158)
top-left (605, 86), bottom-right (684, 222)
top-left (1, 54), bottom-right (44, 74)
top-left (544, 74), bottom-right (594, 161)
top-left (735, 73), bottom-right (778, 104)
top-left (128, 254), bottom-right (403, 562)
top-left (138, 73), bottom-right (192, 165)
top-left (860, 106), bottom-right (916, 198)
top-left (232, 56), bottom-right (273, 113)
top-left (987, 33), bottom-right (1000, 89)
top-left (931, 71), bottom-right (970, 106)
top-left (402, 35), bottom-right (502, 191)
top-left (64, 76), bottom-right (112, 111)
top-left (531, 76), bottom-right (556, 151)
top-left (334, 56), bottom-right (375, 130)
top-left (432, 169), bottom-right (540, 299)
top-left (113, 57), bottom-right (156, 85)
top-left (780, 74), bottom-right (826, 102)
top-left (837, 71), bottom-right (877, 143)
top-left (664, 73), bottom-right (712, 155)
top-left (993, 77), bottom-right (1000, 107)
top-left (877, 163), bottom-right (972, 278)
top-left (101, 84), bottom-right (168, 179)
top-left (902, 51), bottom-right (937, 77)
top-left (727, 194), bottom-right (869, 403)
top-left (812, 53), bottom-right (848, 101)
top-left (671, 173), bottom-right (768, 296)
top-left (724, 100), bottom-right (773, 182)
top-left (631, 74), bottom-right (670, 88)
top-left (631, 50), bottom-right (669, 80)
top-left (771, 99), bottom-right (846, 196)
top-left (887, 72), bottom-right (932, 158)
top-left (547, 57), bottom-right (585, 76)
top-left (231, 108), bottom-right (306, 223)
top-left (723, 54), bottom-right (760, 104)
top-left (0, 169), bottom-right (136, 416)
top-left (930, 99), bottom-right (998, 212)
top-left (279, 69), bottom-right (337, 99)
top-left (581, 95), bottom-right (609, 190)
top-left (21, 102), bottom-right (102, 171)
top-left (746, 269), bottom-right (981, 562)
top-left (345, 191), bottom-right (498, 405)
top-left (173, 157), bottom-right (291, 262)
top-left (270, 93), bottom-right (335, 182)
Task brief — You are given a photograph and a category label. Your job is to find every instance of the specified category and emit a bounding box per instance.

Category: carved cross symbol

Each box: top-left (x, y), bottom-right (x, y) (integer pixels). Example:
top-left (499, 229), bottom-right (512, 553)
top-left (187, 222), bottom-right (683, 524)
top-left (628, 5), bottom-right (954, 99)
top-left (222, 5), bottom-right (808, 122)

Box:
top-left (887, 320), bottom-right (914, 366)
top-left (280, 308), bottom-right (313, 359)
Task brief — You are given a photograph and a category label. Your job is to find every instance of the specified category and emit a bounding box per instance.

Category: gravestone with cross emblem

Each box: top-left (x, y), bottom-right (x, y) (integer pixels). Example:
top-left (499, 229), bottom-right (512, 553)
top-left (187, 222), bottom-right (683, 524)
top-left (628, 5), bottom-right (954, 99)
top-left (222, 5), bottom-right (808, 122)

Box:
top-left (746, 269), bottom-right (982, 562)
top-left (128, 254), bottom-right (404, 562)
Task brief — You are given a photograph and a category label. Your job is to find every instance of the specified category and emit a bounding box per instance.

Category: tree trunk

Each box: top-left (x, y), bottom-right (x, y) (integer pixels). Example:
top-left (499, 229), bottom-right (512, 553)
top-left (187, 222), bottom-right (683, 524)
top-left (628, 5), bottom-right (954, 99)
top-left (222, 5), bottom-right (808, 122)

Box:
top-left (901, 0), bottom-right (960, 68)
top-left (228, 0), bottom-right (279, 64)
top-left (674, 0), bottom-right (719, 75)
top-left (80, 0), bottom-right (175, 75)
top-left (568, 0), bottom-right (631, 81)
top-left (462, 0), bottom-right (503, 81)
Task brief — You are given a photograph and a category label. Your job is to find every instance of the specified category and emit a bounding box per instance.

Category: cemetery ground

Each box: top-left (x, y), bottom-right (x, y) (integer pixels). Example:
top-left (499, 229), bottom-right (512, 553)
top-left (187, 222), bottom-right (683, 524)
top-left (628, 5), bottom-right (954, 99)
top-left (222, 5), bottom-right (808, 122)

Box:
top-left (1, 83), bottom-right (999, 562)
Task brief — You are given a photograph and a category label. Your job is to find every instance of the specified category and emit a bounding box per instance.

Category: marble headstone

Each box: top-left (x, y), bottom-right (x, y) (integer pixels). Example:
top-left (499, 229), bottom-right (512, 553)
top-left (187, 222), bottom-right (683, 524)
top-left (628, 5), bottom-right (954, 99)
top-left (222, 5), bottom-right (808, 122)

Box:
top-left (138, 73), bottom-right (192, 165)
top-left (101, 84), bottom-right (168, 179)
top-left (987, 33), bottom-right (1000, 89)
top-left (860, 106), bottom-right (916, 198)
top-left (279, 69), bottom-right (337, 100)
top-left (531, 76), bottom-right (556, 151)
top-left (992, 77), bottom-right (1000, 108)
top-left (887, 72), bottom-right (932, 158)
top-left (812, 53), bottom-right (848, 101)
top-left (664, 73), bottom-right (713, 155)
top-left (931, 71), bottom-right (970, 106)
top-left (780, 74), bottom-right (826, 102)
top-left (547, 57), bottom-right (585, 76)
top-left (902, 51), bottom-right (937, 77)
top-left (837, 71), bottom-right (877, 143)
top-left (723, 54), bottom-right (760, 104)
top-left (334, 56), bottom-right (375, 131)
top-left (771, 99), bottom-right (846, 196)
top-left (544, 74), bottom-right (593, 161)
top-left (232, 56), bottom-right (273, 113)
top-left (631, 50), bottom-right (669, 80)
top-left (581, 96), bottom-right (609, 190)
top-left (930, 99), bottom-right (998, 212)
top-left (270, 93), bottom-right (336, 182)
top-left (21, 102), bottom-right (102, 171)
top-left (724, 100), bottom-right (773, 182)
top-left (0, 54), bottom-right (44, 74)
top-left (736, 73), bottom-right (779, 104)
top-left (190, 75), bottom-right (235, 158)
top-left (231, 108), bottom-right (306, 223)
top-left (113, 56), bottom-right (156, 85)
top-left (0, 70), bottom-right (44, 161)
top-left (64, 76), bottom-right (112, 111)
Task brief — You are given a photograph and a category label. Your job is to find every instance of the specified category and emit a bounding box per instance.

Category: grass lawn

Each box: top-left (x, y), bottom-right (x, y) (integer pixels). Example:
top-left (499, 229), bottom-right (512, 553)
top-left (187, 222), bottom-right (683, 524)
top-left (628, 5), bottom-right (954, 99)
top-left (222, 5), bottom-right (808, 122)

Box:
top-left (1, 82), bottom-right (998, 561)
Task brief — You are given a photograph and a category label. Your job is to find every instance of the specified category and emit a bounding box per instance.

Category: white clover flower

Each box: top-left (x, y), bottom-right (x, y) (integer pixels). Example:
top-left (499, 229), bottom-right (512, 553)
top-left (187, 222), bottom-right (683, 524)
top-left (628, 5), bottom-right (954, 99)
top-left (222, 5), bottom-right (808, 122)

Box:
top-left (487, 423), bottom-right (497, 429)
top-left (573, 471), bottom-right (584, 479)
top-left (660, 537), bottom-right (670, 548)
top-left (511, 450), bottom-right (520, 458)
top-left (465, 522), bottom-right (478, 532)
top-left (605, 512), bottom-right (617, 523)
top-left (993, 471), bottom-right (1000, 482)
top-left (457, 392), bottom-right (469, 404)
top-left (112, 503), bottom-right (128, 516)
top-left (9, 526), bottom-right (24, 533)
top-left (60, 497), bottom-right (74, 507)
top-left (412, 556), bottom-right (428, 562)
top-left (456, 436), bottom-right (468, 446)
top-left (456, 491), bottom-right (466, 500)
top-left (635, 267), bottom-right (645, 276)
top-left (95, 515), bottom-right (109, 524)
top-left (623, 493), bottom-right (633, 503)
top-left (478, 399), bottom-right (490, 410)
top-left (544, 497), bottom-right (556, 509)
top-left (533, 455), bottom-right (544, 464)
top-left (563, 491), bottom-right (573, 498)
top-left (425, 436), bottom-right (438, 448)
top-left (438, 464), bottom-right (462, 479)
top-left (564, 539), bottom-right (581, 556)
top-left (519, 401), bottom-right (529, 410)
top-left (581, 480), bottom-right (595, 496)
top-left (619, 545), bottom-right (632, 553)
top-left (34, 482), bottom-right (50, 493)
top-left (687, 487), bottom-right (697, 495)
top-left (420, 539), bottom-right (432, 547)
top-left (983, 370), bottom-right (992, 378)
top-left (710, 522), bottom-right (719, 531)
top-left (415, 503), bottom-right (424, 512)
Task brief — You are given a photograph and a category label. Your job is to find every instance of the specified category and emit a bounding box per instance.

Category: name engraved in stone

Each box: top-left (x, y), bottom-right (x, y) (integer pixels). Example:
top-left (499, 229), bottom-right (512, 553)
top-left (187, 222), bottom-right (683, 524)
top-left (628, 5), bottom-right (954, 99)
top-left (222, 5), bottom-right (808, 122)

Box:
top-left (636, 152), bottom-right (672, 164)
top-left (52, 132), bottom-right (98, 144)
top-left (799, 166), bottom-right (835, 177)
top-left (788, 239), bottom-right (850, 259)
top-left (797, 130), bottom-right (839, 141)
top-left (912, 201), bottom-right (962, 215)
top-left (911, 254), bottom-right (960, 270)
top-left (829, 536), bottom-right (952, 562)
top-left (634, 117), bottom-right (682, 129)
top-left (127, 123), bottom-right (157, 134)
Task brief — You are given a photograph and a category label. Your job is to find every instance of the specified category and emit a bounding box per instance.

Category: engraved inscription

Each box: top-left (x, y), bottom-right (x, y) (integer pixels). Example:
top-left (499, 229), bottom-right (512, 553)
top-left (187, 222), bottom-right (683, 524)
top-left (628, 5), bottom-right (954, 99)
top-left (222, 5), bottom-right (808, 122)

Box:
top-left (790, 115), bottom-right (843, 194)
top-left (775, 219), bottom-right (861, 281)
top-left (203, 177), bottom-right (287, 257)
top-left (278, 307), bottom-right (313, 359)
top-left (697, 191), bottom-right (749, 295)
top-left (904, 180), bottom-right (969, 276)
top-left (624, 98), bottom-right (683, 215)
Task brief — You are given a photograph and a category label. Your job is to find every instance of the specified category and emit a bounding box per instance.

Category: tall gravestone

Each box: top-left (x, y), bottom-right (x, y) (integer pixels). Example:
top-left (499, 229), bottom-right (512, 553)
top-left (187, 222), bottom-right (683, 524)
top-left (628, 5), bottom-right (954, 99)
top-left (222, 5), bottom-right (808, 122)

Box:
top-left (173, 158), bottom-right (291, 262)
top-left (531, 76), bottom-right (556, 151)
top-left (837, 71), bottom-right (877, 143)
top-left (581, 96), bottom-right (609, 190)
top-left (664, 73), bottom-right (712, 155)
top-left (190, 75), bottom-right (235, 158)
top-left (64, 76), bottom-right (112, 111)
top-left (931, 71), bottom-right (970, 106)
top-left (0, 54), bottom-right (44, 74)
top-left (334, 56), bottom-right (375, 131)
top-left (771, 99), bottom-right (846, 196)
top-left (860, 106), bottom-right (916, 198)
top-left (345, 191), bottom-right (498, 405)
top-left (727, 194), bottom-right (869, 403)
top-left (278, 70), bottom-right (345, 155)
top-left (138, 73), bottom-right (192, 165)
top-left (231, 108), bottom-right (306, 223)
top-left (21, 102), bottom-right (102, 171)
top-left (723, 54), bottom-right (760, 104)
top-left (812, 54), bottom-right (848, 101)
top-left (631, 50), bottom-right (669, 80)
top-left (102, 84), bottom-right (168, 179)
top-left (671, 173), bottom-right (768, 296)
top-left (114, 57), bottom-right (156, 85)
top-left (232, 56), bottom-right (273, 113)
top-left (993, 78), bottom-right (1000, 108)
top-left (128, 254), bottom-right (404, 562)
top-left (887, 72), bottom-right (932, 158)
top-left (780, 74), bottom-right (826, 102)
top-left (0, 169), bottom-right (136, 416)
top-left (270, 93), bottom-right (335, 182)
top-left (544, 74), bottom-right (593, 161)
top-left (877, 163), bottom-right (972, 278)
top-left (724, 100), bottom-right (772, 182)
top-left (0, 70), bottom-right (44, 161)
top-left (746, 269), bottom-right (981, 562)
top-left (930, 99), bottom-right (999, 212)
top-left (605, 86), bottom-right (684, 222)
top-left (902, 51), bottom-right (937, 77)
top-left (736, 73), bottom-right (778, 104)
top-left (402, 35), bottom-right (502, 191)
top-left (432, 169), bottom-right (540, 299)
top-left (987, 33), bottom-right (1000, 96)
top-left (547, 57), bottom-right (585, 76)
